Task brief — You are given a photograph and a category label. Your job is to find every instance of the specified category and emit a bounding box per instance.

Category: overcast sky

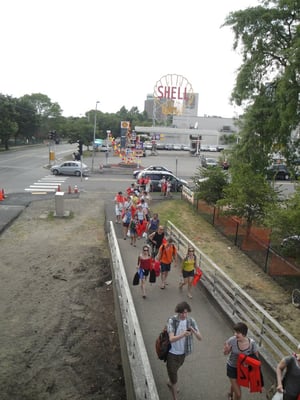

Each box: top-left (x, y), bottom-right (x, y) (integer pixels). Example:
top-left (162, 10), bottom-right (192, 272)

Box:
top-left (0, 0), bottom-right (260, 118)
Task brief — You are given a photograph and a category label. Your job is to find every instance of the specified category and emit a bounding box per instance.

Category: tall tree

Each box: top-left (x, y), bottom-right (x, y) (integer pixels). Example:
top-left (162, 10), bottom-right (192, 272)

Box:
top-left (0, 94), bottom-right (18, 150)
top-left (217, 163), bottom-right (278, 234)
top-left (223, 0), bottom-right (300, 164)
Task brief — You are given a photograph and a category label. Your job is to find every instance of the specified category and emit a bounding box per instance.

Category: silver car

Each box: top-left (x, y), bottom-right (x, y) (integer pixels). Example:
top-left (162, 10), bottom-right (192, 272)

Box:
top-left (50, 161), bottom-right (90, 176)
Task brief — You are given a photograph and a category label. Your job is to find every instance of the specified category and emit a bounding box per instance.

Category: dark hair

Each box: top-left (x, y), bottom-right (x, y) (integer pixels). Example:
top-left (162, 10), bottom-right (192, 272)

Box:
top-left (233, 322), bottom-right (248, 336)
top-left (175, 301), bottom-right (191, 313)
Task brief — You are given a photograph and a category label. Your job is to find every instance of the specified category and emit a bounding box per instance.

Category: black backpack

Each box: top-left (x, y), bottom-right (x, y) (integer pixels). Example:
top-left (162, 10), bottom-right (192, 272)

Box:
top-left (155, 317), bottom-right (178, 362)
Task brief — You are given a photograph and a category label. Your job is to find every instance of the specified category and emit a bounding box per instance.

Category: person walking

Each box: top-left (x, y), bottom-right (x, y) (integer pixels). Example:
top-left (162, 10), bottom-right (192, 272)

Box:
top-left (136, 246), bottom-right (152, 298)
top-left (275, 343), bottom-right (300, 400)
top-left (114, 191), bottom-right (125, 223)
top-left (122, 207), bottom-right (132, 240)
top-left (159, 176), bottom-right (167, 196)
top-left (147, 213), bottom-right (160, 236)
top-left (179, 247), bottom-right (197, 299)
top-left (129, 214), bottom-right (139, 246)
top-left (166, 179), bottom-right (172, 198)
top-left (148, 225), bottom-right (165, 257)
top-left (156, 237), bottom-right (177, 289)
top-left (166, 301), bottom-right (202, 400)
top-left (223, 322), bottom-right (260, 400)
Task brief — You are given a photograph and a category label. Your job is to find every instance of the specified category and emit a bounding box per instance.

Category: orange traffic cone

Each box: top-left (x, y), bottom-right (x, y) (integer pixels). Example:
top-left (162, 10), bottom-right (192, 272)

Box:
top-left (68, 185), bottom-right (72, 194)
top-left (57, 185), bottom-right (61, 192)
top-left (0, 190), bottom-right (3, 201)
top-left (74, 185), bottom-right (78, 193)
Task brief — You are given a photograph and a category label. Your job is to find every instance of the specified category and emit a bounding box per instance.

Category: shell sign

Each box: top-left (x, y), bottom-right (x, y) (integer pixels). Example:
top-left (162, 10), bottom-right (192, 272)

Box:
top-left (153, 74), bottom-right (194, 115)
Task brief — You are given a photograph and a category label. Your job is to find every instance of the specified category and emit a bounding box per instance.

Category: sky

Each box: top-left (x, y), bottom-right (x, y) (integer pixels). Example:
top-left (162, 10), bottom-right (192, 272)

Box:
top-left (0, 0), bottom-right (260, 118)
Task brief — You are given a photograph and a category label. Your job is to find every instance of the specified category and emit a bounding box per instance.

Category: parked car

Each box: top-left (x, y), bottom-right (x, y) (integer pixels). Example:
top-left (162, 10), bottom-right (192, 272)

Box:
top-left (136, 170), bottom-right (188, 192)
top-left (98, 145), bottom-right (112, 152)
top-left (133, 165), bottom-right (172, 179)
top-left (266, 164), bottom-right (291, 180)
top-left (173, 144), bottom-right (182, 151)
top-left (200, 144), bottom-right (210, 152)
top-left (201, 157), bottom-right (219, 168)
top-left (280, 235), bottom-right (300, 257)
top-left (50, 161), bottom-right (90, 176)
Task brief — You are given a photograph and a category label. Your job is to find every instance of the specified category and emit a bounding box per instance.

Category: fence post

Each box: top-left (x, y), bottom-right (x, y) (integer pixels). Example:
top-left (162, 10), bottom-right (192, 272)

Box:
top-left (234, 221), bottom-right (239, 246)
top-left (264, 246), bottom-right (271, 274)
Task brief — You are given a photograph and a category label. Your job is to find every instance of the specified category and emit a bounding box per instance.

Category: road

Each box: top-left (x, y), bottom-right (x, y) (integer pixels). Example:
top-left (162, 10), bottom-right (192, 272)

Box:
top-left (0, 144), bottom-right (296, 197)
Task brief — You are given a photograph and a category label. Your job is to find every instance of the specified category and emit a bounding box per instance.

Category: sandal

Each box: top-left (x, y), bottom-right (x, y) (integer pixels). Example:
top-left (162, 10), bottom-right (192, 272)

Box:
top-left (227, 393), bottom-right (233, 400)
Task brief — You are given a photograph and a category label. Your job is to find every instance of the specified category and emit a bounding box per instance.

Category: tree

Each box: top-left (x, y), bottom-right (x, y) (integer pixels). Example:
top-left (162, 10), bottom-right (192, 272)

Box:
top-left (223, 0), bottom-right (300, 165)
top-left (267, 185), bottom-right (300, 258)
top-left (217, 163), bottom-right (278, 234)
top-left (20, 93), bottom-right (63, 138)
top-left (15, 97), bottom-right (39, 142)
top-left (0, 94), bottom-right (18, 150)
top-left (192, 166), bottom-right (229, 205)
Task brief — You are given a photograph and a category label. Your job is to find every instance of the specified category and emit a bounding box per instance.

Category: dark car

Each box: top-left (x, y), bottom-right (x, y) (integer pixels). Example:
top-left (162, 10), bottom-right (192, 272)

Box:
top-left (266, 164), bottom-right (290, 180)
top-left (136, 171), bottom-right (188, 192)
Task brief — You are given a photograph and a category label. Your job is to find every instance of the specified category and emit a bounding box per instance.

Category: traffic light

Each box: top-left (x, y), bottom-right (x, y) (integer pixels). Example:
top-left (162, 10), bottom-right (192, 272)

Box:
top-left (77, 140), bottom-right (83, 157)
top-left (48, 130), bottom-right (57, 140)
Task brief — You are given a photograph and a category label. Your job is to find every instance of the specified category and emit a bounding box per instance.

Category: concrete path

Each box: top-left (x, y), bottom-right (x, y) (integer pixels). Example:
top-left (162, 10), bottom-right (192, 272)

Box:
top-left (111, 209), bottom-right (274, 400)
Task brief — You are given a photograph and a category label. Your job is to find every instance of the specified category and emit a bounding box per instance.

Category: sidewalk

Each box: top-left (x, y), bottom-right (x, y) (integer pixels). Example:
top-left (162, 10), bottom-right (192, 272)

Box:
top-left (112, 215), bottom-right (273, 399)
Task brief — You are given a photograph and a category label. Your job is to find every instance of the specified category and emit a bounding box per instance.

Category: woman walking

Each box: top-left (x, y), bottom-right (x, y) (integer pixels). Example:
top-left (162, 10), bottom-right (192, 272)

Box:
top-left (223, 322), bottom-right (260, 400)
top-left (179, 247), bottom-right (197, 299)
top-left (136, 246), bottom-right (152, 298)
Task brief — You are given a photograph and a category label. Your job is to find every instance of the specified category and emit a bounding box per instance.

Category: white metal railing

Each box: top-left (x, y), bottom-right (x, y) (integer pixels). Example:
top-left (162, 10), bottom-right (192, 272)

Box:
top-left (108, 221), bottom-right (159, 400)
top-left (166, 220), bottom-right (299, 371)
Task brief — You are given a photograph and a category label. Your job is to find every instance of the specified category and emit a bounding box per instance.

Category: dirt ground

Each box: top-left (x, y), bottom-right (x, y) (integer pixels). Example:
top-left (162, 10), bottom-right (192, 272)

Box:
top-left (0, 193), bottom-right (126, 400)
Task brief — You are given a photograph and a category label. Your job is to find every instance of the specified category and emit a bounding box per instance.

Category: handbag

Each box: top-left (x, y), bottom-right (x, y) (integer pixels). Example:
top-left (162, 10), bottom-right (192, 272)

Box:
top-left (271, 392), bottom-right (283, 400)
top-left (149, 269), bottom-right (156, 283)
top-left (132, 271), bottom-right (140, 286)
top-left (266, 382), bottom-right (277, 400)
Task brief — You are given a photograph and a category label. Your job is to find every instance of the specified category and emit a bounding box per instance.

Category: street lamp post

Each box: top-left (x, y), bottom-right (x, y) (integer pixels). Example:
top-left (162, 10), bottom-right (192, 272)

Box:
top-left (92, 101), bottom-right (100, 172)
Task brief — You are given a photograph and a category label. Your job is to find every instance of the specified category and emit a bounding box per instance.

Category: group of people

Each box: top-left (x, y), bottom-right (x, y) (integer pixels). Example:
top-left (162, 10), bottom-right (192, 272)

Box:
top-left (166, 313), bottom-right (300, 400)
top-left (114, 184), bottom-right (151, 246)
top-left (114, 183), bottom-right (300, 400)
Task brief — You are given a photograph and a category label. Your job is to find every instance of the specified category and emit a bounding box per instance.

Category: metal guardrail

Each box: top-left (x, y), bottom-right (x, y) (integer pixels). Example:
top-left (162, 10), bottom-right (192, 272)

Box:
top-left (166, 220), bottom-right (299, 371)
top-left (107, 221), bottom-right (159, 400)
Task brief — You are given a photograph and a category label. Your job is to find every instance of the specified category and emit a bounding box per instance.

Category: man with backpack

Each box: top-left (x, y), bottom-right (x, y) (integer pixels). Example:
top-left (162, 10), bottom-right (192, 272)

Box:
top-left (156, 237), bottom-right (178, 289)
top-left (166, 301), bottom-right (202, 400)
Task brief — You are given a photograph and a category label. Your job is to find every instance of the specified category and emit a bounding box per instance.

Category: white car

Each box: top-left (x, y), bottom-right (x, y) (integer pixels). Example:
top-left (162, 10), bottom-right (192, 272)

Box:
top-left (133, 165), bottom-right (172, 179)
top-left (50, 161), bottom-right (90, 176)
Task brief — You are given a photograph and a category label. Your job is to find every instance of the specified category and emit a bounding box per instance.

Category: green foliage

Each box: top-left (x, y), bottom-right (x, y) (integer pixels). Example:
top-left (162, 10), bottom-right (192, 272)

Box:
top-left (267, 185), bottom-right (300, 239)
top-left (192, 166), bottom-right (229, 205)
top-left (0, 95), bottom-right (18, 149)
top-left (217, 163), bottom-right (278, 230)
top-left (0, 90), bottom-right (151, 149)
top-left (223, 0), bottom-right (300, 170)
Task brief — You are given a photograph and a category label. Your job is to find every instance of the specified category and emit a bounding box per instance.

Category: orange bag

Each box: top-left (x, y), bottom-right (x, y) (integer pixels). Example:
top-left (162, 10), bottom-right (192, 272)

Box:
top-left (192, 267), bottom-right (202, 286)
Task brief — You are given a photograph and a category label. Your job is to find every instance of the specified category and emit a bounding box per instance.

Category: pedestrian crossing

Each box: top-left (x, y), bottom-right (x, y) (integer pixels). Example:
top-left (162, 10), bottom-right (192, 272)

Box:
top-left (24, 175), bottom-right (69, 194)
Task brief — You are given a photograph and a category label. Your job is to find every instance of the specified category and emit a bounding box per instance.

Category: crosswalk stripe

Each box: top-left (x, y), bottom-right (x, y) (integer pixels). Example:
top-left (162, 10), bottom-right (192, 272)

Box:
top-left (24, 176), bottom-right (69, 194)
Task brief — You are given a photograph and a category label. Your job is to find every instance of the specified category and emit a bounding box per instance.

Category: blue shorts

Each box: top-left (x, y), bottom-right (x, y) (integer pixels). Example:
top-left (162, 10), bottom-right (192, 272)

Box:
top-left (226, 364), bottom-right (237, 379)
top-left (160, 262), bottom-right (171, 272)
